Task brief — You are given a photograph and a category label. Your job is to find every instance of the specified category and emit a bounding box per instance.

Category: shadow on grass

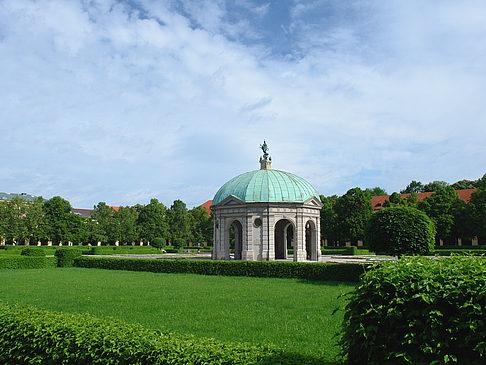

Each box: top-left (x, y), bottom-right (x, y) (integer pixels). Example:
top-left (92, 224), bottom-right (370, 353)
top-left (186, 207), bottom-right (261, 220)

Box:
top-left (264, 350), bottom-right (343, 365)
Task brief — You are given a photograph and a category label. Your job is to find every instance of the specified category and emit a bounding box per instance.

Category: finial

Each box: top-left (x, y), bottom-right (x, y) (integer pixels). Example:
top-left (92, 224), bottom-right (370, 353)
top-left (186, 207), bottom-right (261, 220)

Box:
top-left (259, 140), bottom-right (272, 170)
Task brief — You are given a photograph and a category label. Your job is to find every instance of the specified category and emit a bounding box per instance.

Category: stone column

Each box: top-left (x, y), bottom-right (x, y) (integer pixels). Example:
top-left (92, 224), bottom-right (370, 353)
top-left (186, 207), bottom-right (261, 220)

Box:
top-left (294, 212), bottom-right (306, 262)
top-left (242, 213), bottom-right (254, 260)
top-left (472, 236), bottom-right (479, 246)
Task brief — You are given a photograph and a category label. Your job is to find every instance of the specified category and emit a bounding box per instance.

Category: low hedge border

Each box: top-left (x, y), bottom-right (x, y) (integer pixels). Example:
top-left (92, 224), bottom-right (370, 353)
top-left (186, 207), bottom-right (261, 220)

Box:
top-left (0, 302), bottom-right (313, 364)
top-left (74, 256), bottom-right (367, 282)
top-left (0, 256), bottom-right (57, 269)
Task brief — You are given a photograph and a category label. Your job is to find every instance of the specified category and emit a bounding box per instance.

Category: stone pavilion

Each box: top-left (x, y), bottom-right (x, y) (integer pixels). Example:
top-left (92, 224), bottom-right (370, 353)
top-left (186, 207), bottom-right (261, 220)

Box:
top-left (211, 142), bottom-right (323, 261)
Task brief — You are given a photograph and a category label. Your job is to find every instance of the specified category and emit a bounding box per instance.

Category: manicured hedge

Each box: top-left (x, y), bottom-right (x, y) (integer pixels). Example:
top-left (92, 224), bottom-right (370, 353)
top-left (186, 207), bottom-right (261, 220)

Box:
top-left (75, 256), bottom-right (367, 282)
top-left (20, 247), bottom-right (46, 256)
top-left (89, 246), bottom-right (161, 255)
top-left (0, 256), bottom-right (57, 269)
top-left (340, 256), bottom-right (486, 364)
top-left (55, 248), bottom-right (83, 267)
top-left (0, 302), bottom-right (310, 364)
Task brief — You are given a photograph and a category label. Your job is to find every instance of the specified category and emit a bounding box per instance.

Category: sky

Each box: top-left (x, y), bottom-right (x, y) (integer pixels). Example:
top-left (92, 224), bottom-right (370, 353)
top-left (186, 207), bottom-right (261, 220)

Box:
top-left (1, 0), bottom-right (486, 209)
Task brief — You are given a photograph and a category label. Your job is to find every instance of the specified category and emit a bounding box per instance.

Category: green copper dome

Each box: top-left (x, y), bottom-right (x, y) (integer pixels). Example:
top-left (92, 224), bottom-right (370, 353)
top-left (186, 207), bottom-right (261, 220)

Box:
top-left (212, 169), bottom-right (320, 206)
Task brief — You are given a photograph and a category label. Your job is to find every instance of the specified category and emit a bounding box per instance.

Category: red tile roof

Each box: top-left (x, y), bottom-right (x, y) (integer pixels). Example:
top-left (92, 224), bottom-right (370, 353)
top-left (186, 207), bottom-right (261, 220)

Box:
top-left (200, 200), bottom-right (213, 214)
top-left (371, 188), bottom-right (477, 211)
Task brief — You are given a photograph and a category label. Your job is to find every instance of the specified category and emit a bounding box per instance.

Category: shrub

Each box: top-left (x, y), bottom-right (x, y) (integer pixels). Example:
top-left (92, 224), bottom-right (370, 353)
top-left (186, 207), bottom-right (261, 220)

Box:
top-left (0, 256), bottom-right (57, 269)
top-left (55, 248), bottom-right (83, 267)
top-left (74, 256), bottom-right (367, 282)
top-left (0, 302), bottom-right (311, 364)
top-left (346, 246), bottom-right (358, 255)
top-left (151, 237), bottom-right (166, 248)
top-left (20, 247), bottom-right (46, 256)
top-left (340, 256), bottom-right (486, 364)
top-left (365, 206), bottom-right (435, 256)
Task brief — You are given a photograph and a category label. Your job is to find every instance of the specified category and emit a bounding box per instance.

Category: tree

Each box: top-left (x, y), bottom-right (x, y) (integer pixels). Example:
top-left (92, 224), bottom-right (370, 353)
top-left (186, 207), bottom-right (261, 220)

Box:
top-left (168, 200), bottom-right (190, 247)
top-left (43, 196), bottom-right (76, 244)
top-left (451, 179), bottom-right (478, 190)
top-left (469, 188), bottom-right (486, 239)
top-left (400, 180), bottom-right (424, 194)
top-left (0, 196), bottom-right (27, 244)
top-left (423, 181), bottom-right (449, 192)
top-left (91, 202), bottom-right (116, 244)
top-left (418, 186), bottom-right (459, 243)
top-left (113, 206), bottom-right (139, 244)
top-left (137, 199), bottom-right (169, 244)
top-left (365, 206), bottom-right (435, 256)
top-left (333, 188), bottom-right (372, 243)
top-left (366, 187), bottom-right (387, 196)
top-left (24, 197), bottom-right (45, 244)
top-left (320, 195), bottom-right (339, 245)
top-left (188, 206), bottom-right (213, 245)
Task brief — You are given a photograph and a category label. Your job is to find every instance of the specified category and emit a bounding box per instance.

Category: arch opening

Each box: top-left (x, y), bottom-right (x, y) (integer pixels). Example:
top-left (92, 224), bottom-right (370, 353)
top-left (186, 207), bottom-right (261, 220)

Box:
top-left (274, 219), bottom-right (294, 260)
top-left (305, 220), bottom-right (317, 261)
top-left (229, 220), bottom-right (243, 260)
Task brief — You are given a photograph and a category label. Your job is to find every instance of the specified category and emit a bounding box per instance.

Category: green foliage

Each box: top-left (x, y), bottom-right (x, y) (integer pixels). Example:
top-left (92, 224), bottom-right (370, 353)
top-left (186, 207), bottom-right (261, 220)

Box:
top-left (340, 256), bottom-right (486, 364)
top-left (75, 256), bottom-right (367, 282)
top-left (89, 246), bottom-right (161, 255)
top-left (451, 179), bottom-right (478, 190)
top-left (150, 237), bottom-right (166, 248)
top-left (55, 248), bottom-right (83, 267)
top-left (470, 188), bottom-right (486, 239)
top-left (366, 187), bottom-right (387, 196)
top-left (137, 198), bottom-right (169, 244)
top-left (0, 302), bottom-right (308, 365)
top-left (0, 256), bottom-right (57, 269)
top-left (188, 206), bottom-right (213, 245)
top-left (20, 247), bottom-right (46, 256)
top-left (365, 206), bottom-right (435, 256)
top-left (168, 200), bottom-right (191, 246)
top-left (418, 186), bottom-right (459, 241)
top-left (43, 196), bottom-right (76, 244)
top-left (332, 188), bottom-right (373, 243)
top-left (423, 180), bottom-right (449, 192)
top-left (400, 180), bottom-right (424, 194)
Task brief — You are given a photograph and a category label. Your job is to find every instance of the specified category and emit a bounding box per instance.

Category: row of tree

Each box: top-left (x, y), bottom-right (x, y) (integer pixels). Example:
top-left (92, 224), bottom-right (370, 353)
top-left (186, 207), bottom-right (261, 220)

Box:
top-left (0, 197), bottom-right (213, 247)
top-left (321, 174), bottom-right (486, 246)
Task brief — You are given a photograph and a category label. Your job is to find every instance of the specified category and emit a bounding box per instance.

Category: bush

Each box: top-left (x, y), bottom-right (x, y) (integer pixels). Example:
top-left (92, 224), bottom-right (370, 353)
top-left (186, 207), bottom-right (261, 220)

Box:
top-left (365, 206), bottom-right (435, 256)
top-left (0, 302), bottom-right (310, 364)
top-left (20, 247), bottom-right (46, 256)
top-left (0, 256), bottom-right (57, 269)
top-left (340, 256), bottom-right (486, 364)
top-left (151, 237), bottom-right (166, 248)
top-left (346, 246), bottom-right (358, 255)
top-left (55, 248), bottom-right (83, 267)
top-left (75, 256), bottom-right (367, 282)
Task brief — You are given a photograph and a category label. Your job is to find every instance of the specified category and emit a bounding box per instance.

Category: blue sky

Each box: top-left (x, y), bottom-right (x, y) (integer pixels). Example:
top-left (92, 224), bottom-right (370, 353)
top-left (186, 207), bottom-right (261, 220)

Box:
top-left (1, 0), bottom-right (485, 209)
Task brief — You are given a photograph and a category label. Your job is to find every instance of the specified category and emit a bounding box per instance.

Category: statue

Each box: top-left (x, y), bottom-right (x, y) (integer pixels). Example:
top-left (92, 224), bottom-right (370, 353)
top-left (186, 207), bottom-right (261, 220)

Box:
top-left (260, 140), bottom-right (269, 157)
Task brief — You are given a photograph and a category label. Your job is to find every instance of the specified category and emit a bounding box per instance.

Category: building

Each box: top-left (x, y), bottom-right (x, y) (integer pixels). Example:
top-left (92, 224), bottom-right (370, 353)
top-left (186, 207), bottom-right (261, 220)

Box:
top-left (371, 189), bottom-right (477, 211)
top-left (211, 142), bottom-right (323, 262)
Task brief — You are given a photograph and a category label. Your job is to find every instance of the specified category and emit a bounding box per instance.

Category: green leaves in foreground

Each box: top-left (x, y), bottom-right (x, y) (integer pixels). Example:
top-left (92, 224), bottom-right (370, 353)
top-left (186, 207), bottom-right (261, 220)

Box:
top-left (0, 302), bottom-right (310, 364)
top-left (340, 256), bottom-right (486, 364)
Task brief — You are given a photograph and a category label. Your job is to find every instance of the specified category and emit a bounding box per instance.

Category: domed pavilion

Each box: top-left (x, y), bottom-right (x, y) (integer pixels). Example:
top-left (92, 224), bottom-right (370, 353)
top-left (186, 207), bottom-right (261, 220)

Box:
top-left (211, 142), bottom-right (323, 262)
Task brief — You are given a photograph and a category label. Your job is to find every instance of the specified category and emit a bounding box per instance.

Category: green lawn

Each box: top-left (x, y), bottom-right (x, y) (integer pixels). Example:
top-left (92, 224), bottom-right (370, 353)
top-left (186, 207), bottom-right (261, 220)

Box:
top-left (0, 268), bottom-right (353, 363)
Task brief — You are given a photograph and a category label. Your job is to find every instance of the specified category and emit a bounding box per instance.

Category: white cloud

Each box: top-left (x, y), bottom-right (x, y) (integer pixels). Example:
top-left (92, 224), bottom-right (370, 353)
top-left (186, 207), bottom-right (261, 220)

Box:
top-left (0, 0), bottom-right (485, 208)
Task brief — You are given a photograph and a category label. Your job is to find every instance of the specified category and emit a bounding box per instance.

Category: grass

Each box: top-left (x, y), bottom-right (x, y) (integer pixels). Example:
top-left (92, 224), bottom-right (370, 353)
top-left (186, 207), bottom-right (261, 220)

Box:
top-left (0, 268), bottom-right (354, 363)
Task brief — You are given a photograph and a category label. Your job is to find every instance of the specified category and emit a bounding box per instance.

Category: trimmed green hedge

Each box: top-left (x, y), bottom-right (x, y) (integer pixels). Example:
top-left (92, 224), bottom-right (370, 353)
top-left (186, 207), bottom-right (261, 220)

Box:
top-left (55, 248), bottom-right (83, 267)
top-left (0, 256), bottom-right (57, 269)
top-left (20, 247), bottom-right (46, 256)
top-left (0, 302), bottom-right (309, 364)
top-left (75, 256), bottom-right (367, 282)
top-left (89, 246), bottom-right (162, 255)
top-left (340, 256), bottom-right (486, 364)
